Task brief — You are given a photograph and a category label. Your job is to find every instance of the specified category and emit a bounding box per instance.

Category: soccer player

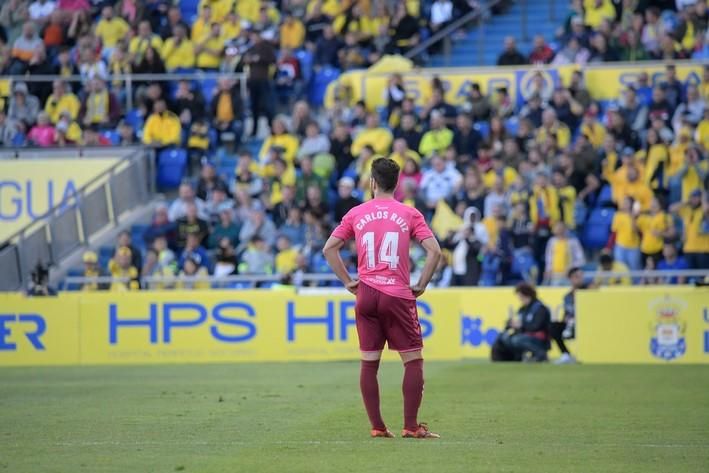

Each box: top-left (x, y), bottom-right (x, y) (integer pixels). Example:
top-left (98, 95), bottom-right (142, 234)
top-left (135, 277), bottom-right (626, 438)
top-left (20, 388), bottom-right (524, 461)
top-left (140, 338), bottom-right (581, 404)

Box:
top-left (322, 158), bottom-right (443, 439)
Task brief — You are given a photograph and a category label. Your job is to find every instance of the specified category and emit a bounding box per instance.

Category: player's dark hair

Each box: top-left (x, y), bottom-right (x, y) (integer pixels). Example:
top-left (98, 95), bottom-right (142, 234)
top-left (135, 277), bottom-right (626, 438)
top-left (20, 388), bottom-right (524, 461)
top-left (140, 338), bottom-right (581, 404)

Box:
top-left (599, 253), bottom-right (614, 266)
top-left (515, 282), bottom-right (537, 300)
top-left (567, 267), bottom-right (582, 278)
top-left (371, 158), bottom-right (400, 193)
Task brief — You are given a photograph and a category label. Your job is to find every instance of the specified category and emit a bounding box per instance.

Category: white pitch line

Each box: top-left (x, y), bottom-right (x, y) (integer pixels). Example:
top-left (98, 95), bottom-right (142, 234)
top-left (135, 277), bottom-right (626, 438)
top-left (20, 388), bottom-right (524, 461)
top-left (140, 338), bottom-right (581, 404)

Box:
top-left (32, 440), bottom-right (706, 449)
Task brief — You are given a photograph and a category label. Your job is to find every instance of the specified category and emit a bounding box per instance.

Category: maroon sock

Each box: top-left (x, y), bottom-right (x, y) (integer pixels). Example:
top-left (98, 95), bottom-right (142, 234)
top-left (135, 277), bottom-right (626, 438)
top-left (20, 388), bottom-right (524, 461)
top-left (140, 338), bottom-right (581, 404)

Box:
top-left (360, 359), bottom-right (385, 430)
top-left (402, 358), bottom-right (424, 431)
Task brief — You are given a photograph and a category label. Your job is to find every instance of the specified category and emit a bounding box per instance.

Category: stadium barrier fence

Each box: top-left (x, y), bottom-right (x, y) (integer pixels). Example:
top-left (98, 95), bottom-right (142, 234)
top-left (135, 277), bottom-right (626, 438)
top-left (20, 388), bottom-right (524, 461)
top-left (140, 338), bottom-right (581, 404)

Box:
top-left (0, 286), bottom-right (706, 366)
top-left (0, 148), bottom-right (154, 291)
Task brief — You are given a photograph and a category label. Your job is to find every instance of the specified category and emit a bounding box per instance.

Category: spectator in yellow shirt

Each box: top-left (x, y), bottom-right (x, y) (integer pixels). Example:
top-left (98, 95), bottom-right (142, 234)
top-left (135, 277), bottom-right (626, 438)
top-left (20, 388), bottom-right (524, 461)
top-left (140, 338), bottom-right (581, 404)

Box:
top-left (129, 20), bottom-right (163, 63)
top-left (594, 252), bottom-right (631, 286)
top-left (200, 0), bottom-right (231, 21)
top-left (161, 24), bottom-right (195, 71)
top-left (222, 12), bottom-right (242, 39)
top-left (636, 197), bottom-right (674, 268)
top-left (613, 164), bottom-right (653, 211)
top-left (611, 196), bottom-right (642, 271)
top-left (191, 5), bottom-right (212, 41)
top-left (275, 235), bottom-right (299, 275)
top-left (580, 107), bottom-right (606, 149)
top-left (110, 246), bottom-right (141, 291)
top-left (584, 0), bottom-right (616, 29)
top-left (176, 256), bottom-right (210, 290)
top-left (536, 108), bottom-right (571, 150)
top-left (352, 113), bottom-right (394, 156)
top-left (389, 138), bottom-right (420, 168)
top-left (483, 154), bottom-right (519, 191)
top-left (695, 107), bottom-right (709, 150)
top-left (671, 190), bottom-right (709, 269)
top-left (670, 145), bottom-right (708, 205)
top-left (44, 79), bottom-right (80, 123)
top-left (552, 168), bottom-right (577, 230)
top-left (418, 111), bottom-right (453, 158)
top-left (95, 5), bottom-right (130, 51)
top-left (142, 99), bottom-right (182, 148)
top-left (195, 22), bottom-right (224, 70)
top-left (280, 12), bottom-right (305, 50)
top-left (259, 117), bottom-right (300, 165)
top-left (544, 222), bottom-right (585, 285)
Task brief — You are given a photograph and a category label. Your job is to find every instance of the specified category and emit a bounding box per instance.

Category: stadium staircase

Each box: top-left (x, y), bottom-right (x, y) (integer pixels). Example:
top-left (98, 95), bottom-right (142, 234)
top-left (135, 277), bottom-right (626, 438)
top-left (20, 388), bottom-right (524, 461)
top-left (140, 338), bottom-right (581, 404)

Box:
top-left (429, 0), bottom-right (569, 67)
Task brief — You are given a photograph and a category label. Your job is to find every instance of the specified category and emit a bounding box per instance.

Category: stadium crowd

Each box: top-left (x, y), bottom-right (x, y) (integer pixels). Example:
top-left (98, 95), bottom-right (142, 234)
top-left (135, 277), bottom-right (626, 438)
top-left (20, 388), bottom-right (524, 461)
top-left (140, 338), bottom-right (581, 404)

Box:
top-left (0, 0), bottom-right (706, 290)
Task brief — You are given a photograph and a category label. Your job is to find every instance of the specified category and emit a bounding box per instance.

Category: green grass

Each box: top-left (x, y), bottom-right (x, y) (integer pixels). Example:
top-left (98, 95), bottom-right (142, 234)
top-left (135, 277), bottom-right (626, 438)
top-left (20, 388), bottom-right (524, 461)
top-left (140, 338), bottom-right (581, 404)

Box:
top-left (1, 362), bottom-right (708, 473)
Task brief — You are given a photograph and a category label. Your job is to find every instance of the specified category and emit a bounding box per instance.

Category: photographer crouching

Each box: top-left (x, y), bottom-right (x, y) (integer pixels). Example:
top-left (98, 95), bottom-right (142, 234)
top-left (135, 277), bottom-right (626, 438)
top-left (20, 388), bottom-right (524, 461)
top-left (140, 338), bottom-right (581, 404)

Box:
top-left (26, 263), bottom-right (57, 297)
top-left (491, 283), bottom-right (551, 362)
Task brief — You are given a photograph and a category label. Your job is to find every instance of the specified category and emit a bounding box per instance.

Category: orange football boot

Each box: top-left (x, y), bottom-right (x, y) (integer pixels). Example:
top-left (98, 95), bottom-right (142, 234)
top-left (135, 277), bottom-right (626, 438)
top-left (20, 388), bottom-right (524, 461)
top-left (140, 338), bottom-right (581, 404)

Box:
top-left (401, 423), bottom-right (440, 439)
top-left (370, 428), bottom-right (395, 438)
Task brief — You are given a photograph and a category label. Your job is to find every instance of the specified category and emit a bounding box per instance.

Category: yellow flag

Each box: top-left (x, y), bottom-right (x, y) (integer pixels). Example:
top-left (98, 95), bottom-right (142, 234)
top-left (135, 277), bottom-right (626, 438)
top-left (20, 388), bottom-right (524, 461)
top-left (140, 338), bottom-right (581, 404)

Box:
top-left (431, 200), bottom-right (463, 239)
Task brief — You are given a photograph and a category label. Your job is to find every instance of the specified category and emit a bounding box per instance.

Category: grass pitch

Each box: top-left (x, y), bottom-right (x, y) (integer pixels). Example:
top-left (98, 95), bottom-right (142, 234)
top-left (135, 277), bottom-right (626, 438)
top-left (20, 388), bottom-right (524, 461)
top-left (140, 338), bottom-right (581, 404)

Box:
top-left (1, 362), bottom-right (707, 473)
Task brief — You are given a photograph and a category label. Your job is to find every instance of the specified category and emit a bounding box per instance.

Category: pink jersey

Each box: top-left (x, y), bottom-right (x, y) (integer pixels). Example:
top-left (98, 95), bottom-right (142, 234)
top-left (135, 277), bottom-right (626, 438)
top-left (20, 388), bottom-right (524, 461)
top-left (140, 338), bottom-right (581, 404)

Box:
top-left (331, 197), bottom-right (434, 300)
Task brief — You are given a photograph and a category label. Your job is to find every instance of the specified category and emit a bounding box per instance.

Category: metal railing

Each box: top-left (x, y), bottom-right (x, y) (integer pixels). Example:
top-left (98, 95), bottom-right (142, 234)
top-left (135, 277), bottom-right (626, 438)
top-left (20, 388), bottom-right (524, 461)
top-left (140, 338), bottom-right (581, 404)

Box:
top-left (0, 147), bottom-right (154, 291)
top-left (405, 0), bottom-right (505, 66)
top-left (59, 269), bottom-right (709, 292)
top-left (0, 71), bottom-right (247, 113)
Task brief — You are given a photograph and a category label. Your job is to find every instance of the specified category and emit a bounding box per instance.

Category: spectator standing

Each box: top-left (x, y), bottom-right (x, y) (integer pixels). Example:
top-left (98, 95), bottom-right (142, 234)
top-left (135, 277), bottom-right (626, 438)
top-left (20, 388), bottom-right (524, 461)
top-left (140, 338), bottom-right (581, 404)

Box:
top-left (611, 196), bottom-right (642, 271)
top-left (552, 267), bottom-right (586, 364)
top-left (44, 80), bottom-right (80, 124)
top-left (671, 190), bottom-right (709, 269)
top-left (636, 197), bottom-right (674, 268)
top-left (210, 78), bottom-right (244, 144)
top-left (544, 222), bottom-right (585, 285)
top-left (244, 29), bottom-right (277, 137)
top-left (161, 23), bottom-right (195, 71)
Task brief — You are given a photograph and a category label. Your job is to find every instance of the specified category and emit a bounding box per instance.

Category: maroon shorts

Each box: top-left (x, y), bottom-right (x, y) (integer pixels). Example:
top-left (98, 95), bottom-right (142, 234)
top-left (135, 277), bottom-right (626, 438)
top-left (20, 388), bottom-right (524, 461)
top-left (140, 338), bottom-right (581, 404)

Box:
top-left (355, 282), bottom-right (423, 353)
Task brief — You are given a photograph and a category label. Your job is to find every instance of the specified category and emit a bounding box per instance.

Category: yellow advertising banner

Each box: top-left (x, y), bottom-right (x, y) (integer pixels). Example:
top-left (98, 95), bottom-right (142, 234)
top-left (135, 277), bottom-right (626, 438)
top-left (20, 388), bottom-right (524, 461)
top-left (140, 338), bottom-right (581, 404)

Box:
top-left (0, 158), bottom-right (121, 243)
top-left (77, 289), bottom-right (460, 365)
top-left (328, 61), bottom-right (703, 111)
top-left (576, 287), bottom-right (709, 364)
top-left (2, 287), bottom-right (707, 366)
top-left (0, 293), bottom-right (81, 366)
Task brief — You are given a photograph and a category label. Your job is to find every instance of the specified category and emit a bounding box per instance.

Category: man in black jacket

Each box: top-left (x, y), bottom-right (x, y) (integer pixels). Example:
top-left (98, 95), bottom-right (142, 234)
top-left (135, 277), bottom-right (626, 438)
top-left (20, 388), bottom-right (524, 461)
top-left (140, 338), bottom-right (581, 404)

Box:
top-left (496, 37), bottom-right (528, 66)
top-left (491, 283), bottom-right (551, 362)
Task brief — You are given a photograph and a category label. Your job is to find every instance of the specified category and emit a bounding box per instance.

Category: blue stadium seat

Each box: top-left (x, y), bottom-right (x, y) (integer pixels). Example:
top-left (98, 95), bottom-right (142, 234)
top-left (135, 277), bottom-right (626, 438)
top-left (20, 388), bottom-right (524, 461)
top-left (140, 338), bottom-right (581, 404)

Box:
top-left (180, 0), bottom-right (200, 18)
top-left (157, 148), bottom-right (188, 190)
top-left (505, 117), bottom-right (519, 136)
top-left (102, 130), bottom-right (121, 145)
top-left (474, 121), bottom-right (490, 138)
top-left (596, 185), bottom-right (614, 208)
top-left (98, 245), bottom-right (114, 270)
top-left (308, 67), bottom-right (340, 107)
top-left (200, 78), bottom-right (217, 102)
top-left (581, 208), bottom-right (615, 251)
top-left (65, 268), bottom-right (84, 291)
top-left (295, 49), bottom-right (314, 86)
top-left (124, 109), bottom-right (144, 129)
top-left (509, 249), bottom-right (537, 284)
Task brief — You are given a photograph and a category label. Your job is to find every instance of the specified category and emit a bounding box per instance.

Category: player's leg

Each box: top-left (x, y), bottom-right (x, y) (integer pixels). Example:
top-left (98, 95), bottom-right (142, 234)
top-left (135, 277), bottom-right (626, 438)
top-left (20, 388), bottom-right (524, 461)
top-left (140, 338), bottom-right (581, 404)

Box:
top-left (355, 284), bottom-right (391, 437)
top-left (382, 296), bottom-right (439, 439)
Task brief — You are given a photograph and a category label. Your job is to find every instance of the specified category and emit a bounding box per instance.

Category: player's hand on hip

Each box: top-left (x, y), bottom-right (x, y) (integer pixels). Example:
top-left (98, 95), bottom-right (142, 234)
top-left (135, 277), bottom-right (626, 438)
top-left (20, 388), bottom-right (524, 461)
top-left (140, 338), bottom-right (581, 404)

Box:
top-left (410, 284), bottom-right (425, 298)
top-left (346, 279), bottom-right (359, 295)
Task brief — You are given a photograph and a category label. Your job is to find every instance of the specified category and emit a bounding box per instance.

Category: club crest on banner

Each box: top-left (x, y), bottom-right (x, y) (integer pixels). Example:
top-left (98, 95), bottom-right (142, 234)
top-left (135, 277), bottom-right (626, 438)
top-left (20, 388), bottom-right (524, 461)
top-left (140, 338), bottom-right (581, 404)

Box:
top-left (649, 296), bottom-right (687, 361)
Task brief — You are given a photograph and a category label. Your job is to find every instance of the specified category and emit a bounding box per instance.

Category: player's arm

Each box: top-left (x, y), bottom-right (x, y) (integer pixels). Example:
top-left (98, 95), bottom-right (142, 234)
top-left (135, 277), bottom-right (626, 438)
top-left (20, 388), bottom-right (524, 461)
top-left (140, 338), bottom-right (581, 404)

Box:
top-left (322, 236), bottom-right (358, 295)
top-left (411, 236), bottom-right (442, 298)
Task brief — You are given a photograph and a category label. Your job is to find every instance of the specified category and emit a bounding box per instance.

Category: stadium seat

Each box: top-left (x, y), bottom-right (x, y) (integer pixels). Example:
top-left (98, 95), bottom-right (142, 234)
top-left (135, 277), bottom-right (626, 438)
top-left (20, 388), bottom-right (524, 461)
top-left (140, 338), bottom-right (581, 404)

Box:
top-left (200, 78), bottom-right (217, 102)
top-left (124, 109), bottom-right (144, 129)
top-left (98, 245), bottom-right (114, 270)
top-left (64, 268), bottom-right (84, 291)
top-left (596, 185), bottom-right (614, 208)
top-left (102, 130), bottom-right (121, 146)
top-left (294, 49), bottom-right (314, 85)
top-left (505, 117), bottom-right (519, 136)
top-left (474, 121), bottom-right (490, 138)
top-left (308, 67), bottom-right (340, 107)
top-left (156, 148), bottom-right (188, 190)
top-left (581, 208), bottom-right (615, 251)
